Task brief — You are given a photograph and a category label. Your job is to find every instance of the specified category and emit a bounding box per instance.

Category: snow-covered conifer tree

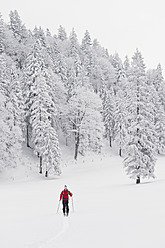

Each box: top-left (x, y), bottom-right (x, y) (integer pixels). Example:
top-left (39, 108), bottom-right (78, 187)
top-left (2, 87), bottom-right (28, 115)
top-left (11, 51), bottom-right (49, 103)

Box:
top-left (123, 55), bottom-right (131, 78)
top-left (5, 11), bottom-right (30, 69)
top-left (102, 88), bottom-right (116, 147)
top-left (58, 25), bottom-right (67, 41)
top-left (9, 10), bottom-right (27, 43)
top-left (0, 54), bottom-right (23, 171)
top-left (23, 40), bottom-right (61, 176)
top-left (49, 38), bottom-right (67, 82)
top-left (81, 30), bottom-right (93, 78)
top-left (124, 49), bottom-right (156, 184)
top-left (113, 86), bottom-right (129, 156)
top-left (110, 52), bottom-right (125, 95)
top-left (23, 40), bottom-right (42, 147)
top-left (147, 65), bottom-right (165, 154)
top-left (69, 28), bottom-right (81, 77)
top-left (30, 74), bottom-right (61, 176)
top-left (33, 27), bottom-right (47, 48)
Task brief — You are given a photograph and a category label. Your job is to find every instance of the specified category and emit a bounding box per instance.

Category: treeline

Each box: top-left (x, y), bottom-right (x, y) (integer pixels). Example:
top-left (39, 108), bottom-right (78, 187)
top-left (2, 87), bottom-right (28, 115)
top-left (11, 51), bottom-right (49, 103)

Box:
top-left (0, 10), bottom-right (165, 182)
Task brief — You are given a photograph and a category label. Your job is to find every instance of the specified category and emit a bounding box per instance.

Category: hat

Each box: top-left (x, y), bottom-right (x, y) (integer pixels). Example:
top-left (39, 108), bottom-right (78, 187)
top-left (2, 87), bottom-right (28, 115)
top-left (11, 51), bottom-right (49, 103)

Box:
top-left (64, 185), bottom-right (67, 188)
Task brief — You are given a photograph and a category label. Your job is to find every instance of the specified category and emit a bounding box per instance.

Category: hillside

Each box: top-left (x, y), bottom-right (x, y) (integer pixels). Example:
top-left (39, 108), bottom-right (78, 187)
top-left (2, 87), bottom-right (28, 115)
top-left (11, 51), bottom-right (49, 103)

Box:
top-left (0, 144), bottom-right (165, 248)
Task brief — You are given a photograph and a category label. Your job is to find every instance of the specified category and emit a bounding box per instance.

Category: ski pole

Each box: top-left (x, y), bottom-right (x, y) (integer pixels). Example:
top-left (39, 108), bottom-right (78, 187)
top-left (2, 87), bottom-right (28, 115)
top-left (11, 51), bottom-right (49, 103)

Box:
top-left (72, 197), bottom-right (74, 213)
top-left (56, 200), bottom-right (61, 214)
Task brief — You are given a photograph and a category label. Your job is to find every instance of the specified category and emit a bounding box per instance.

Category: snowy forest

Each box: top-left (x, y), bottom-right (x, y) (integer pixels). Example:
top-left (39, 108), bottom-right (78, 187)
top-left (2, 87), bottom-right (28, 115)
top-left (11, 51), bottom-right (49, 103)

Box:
top-left (1, 10), bottom-right (165, 183)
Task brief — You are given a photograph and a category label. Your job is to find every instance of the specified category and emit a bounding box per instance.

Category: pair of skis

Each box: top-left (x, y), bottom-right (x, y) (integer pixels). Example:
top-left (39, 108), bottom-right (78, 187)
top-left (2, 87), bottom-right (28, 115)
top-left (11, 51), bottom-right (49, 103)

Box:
top-left (56, 198), bottom-right (74, 214)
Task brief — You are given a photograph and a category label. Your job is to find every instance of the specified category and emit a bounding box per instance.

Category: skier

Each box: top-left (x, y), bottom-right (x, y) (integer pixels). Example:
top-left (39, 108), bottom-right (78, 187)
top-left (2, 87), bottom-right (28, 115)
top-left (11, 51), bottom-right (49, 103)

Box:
top-left (59, 185), bottom-right (73, 216)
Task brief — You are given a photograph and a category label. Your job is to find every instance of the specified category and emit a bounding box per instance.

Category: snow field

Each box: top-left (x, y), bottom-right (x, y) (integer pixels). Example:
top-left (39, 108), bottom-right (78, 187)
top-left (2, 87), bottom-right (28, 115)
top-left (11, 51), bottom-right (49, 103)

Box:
top-left (0, 155), bottom-right (165, 248)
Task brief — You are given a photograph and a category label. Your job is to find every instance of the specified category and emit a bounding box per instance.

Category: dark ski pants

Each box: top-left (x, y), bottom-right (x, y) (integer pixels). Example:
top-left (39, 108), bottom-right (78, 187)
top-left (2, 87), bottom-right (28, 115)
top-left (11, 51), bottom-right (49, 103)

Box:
top-left (62, 200), bottom-right (69, 215)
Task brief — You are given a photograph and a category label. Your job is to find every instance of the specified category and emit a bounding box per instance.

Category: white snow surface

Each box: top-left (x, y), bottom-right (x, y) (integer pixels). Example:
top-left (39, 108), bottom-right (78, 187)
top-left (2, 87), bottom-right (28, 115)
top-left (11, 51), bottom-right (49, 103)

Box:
top-left (0, 146), bottom-right (165, 248)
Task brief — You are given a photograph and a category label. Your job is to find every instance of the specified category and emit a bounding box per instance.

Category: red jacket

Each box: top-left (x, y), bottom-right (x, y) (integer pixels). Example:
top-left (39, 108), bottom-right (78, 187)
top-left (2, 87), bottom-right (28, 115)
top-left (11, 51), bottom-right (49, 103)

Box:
top-left (60, 189), bottom-right (72, 201)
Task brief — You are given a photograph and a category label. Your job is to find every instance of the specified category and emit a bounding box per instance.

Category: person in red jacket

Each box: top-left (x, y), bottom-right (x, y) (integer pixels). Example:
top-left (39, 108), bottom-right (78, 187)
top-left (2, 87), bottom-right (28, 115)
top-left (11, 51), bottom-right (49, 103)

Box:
top-left (60, 185), bottom-right (73, 216)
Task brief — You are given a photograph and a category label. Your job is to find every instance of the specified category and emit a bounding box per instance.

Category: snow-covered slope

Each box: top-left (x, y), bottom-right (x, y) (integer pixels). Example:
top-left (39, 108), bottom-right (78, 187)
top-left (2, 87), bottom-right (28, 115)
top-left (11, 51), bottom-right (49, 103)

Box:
top-left (0, 147), bottom-right (165, 248)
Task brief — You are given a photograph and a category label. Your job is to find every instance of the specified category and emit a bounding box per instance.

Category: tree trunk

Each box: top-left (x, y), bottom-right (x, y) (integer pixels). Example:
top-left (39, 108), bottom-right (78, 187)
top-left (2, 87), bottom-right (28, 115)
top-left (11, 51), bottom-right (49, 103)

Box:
top-left (27, 124), bottom-right (30, 148)
top-left (136, 176), bottom-right (140, 184)
top-left (119, 148), bottom-right (122, 157)
top-left (109, 135), bottom-right (112, 147)
top-left (74, 133), bottom-right (80, 160)
top-left (45, 171), bottom-right (48, 177)
top-left (39, 156), bottom-right (42, 174)
top-left (136, 80), bottom-right (140, 185)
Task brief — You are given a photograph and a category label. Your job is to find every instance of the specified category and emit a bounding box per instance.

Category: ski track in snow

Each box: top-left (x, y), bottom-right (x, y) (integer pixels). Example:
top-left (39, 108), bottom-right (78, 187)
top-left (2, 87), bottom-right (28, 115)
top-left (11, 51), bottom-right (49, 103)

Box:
top-left (42, 216), bottom-right (70, 248)
top-left (26, 216), bottom-right (69, 248)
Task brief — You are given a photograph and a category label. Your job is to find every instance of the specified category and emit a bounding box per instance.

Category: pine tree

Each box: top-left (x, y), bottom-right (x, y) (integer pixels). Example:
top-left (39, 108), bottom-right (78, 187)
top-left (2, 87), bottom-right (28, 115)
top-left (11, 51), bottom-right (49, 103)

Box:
top-left (110, 52), bottom-right (125, 95)
top-left (102, 88), bottom-right (116, 147)
top-left (81, 30), bottom-right (92, 51)
top-left (69, 28), bottom-right (81, 77)
top-left (23, 40), bottom-right (42, 147)
top-left (113, 84), bottom-right (128, 156)
top-left (58, 25), bottom-right (67, 41)
top-left (123, 55), bottom-right (131, 78)
top-left (33, 26), bottom-right (47, 48)
top-left (42, 124), bottom-right (61, 177)
top-left (30, 74), bottom-right (61, 176)
top-left (49, 38), bottom-right (67, 82)
top-left (9, 10), bottom-right (27, 43)
top-left (155, 64), bottom-right (165, 111)
top-left (8, 59), bottom-right (25, 130)
top-left (124, 49), bottom-right (156, 184)
top-left (147, 65), bottom-right (165, 154)
top-left (0, 54), bottom-right (23, 171)
top-left (81, 30), bottom-right (93, 78)
top-left (6, 11), bottom-right (30, 69)
top-left (23, 40), bottom-right (61, 176)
